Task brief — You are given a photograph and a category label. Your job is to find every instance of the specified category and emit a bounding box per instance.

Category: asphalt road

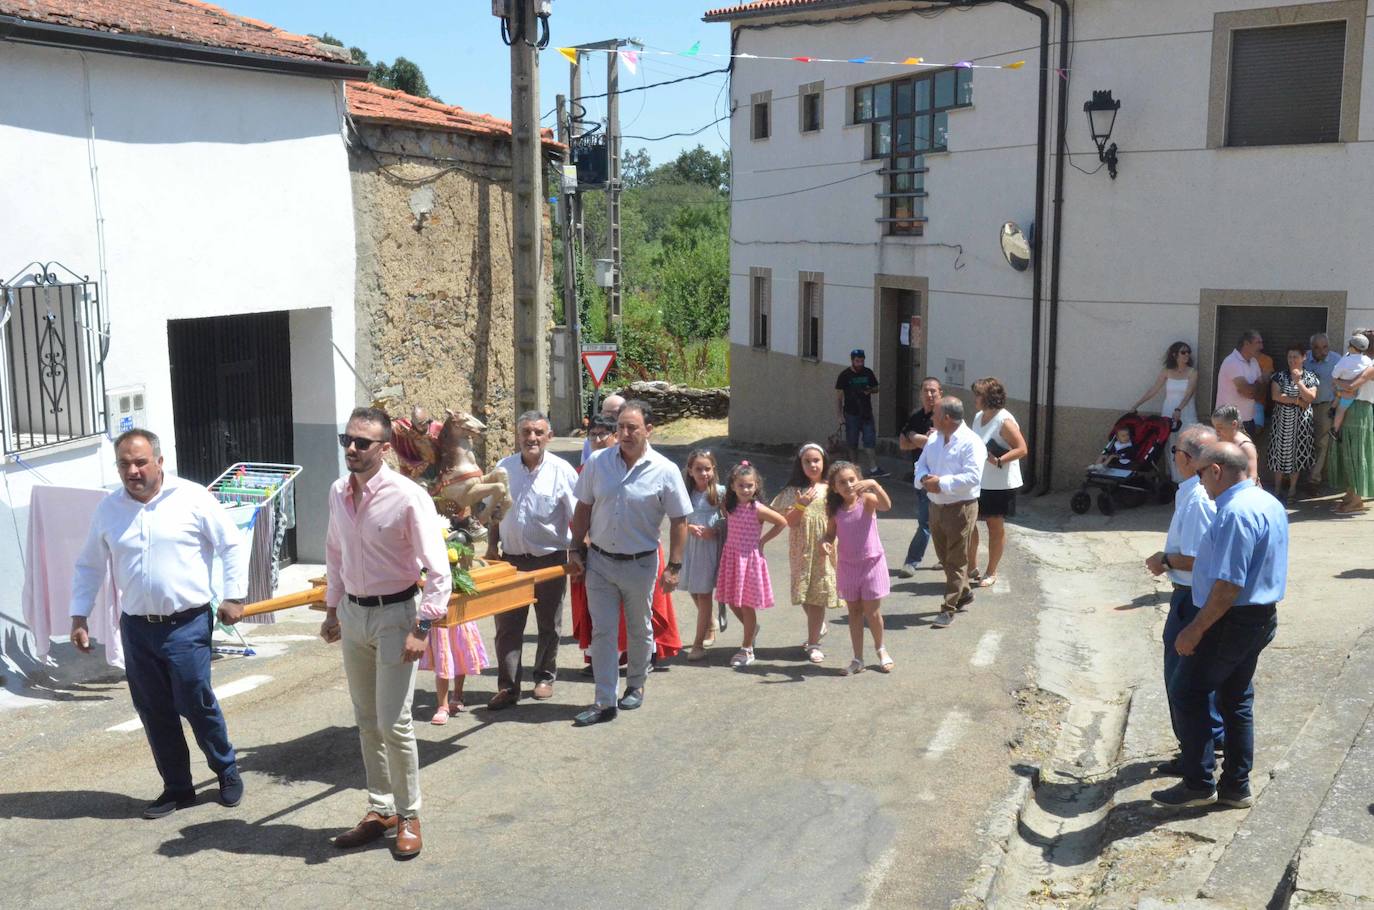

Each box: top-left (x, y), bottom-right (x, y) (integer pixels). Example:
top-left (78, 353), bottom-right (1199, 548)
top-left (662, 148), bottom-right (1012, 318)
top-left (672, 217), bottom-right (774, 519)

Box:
top-left (0, 441), bottom-right (1044, 910)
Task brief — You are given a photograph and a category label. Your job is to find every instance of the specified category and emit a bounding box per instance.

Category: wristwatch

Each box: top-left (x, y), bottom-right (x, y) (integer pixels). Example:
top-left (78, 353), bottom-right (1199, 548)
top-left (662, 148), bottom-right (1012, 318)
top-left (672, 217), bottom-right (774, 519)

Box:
top-left (415, 619), bottom-right (433, 636)
top-left (1161, 553), bottom-right (1173, 570)
top-left (665, 561), bottom-right (682, 573)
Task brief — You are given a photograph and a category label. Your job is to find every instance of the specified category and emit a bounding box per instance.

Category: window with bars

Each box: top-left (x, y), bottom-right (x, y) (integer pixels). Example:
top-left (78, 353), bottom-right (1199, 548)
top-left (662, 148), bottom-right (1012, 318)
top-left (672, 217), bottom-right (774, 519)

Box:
top-left (750, 268), bottom-right (771, 350)
top-left (1, 266), bottom-right (107, 454)
top-left (1226, 20), bottom-right (1346, 147)
top-left (751, 90), bottom-right (772, 140)
top-left (799, 274), bottom-right (822, 361)
top-left (854, 68), bottom-right (972, 235)
top-left (799, 81), bottom-right (824, 133)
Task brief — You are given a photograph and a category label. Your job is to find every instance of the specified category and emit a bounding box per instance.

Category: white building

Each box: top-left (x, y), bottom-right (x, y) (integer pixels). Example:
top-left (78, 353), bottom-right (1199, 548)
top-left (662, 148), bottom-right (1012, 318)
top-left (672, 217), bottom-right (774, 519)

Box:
top-left (707, 0), bottom-right (1374, 487)
top-left (0, 1), bottom-right (367, 672)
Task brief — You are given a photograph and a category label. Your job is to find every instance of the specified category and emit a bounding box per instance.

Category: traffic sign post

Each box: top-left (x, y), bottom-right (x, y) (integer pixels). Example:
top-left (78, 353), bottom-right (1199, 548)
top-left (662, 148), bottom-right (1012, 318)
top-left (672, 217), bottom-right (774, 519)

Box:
top-left (580, 343), bottom-right (618, 419)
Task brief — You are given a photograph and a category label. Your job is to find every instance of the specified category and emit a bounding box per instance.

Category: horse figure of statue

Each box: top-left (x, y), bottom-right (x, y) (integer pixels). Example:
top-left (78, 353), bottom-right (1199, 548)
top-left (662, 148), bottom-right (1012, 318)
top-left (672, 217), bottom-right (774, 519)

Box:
top-left (431, 410), bottom-right (512, 540)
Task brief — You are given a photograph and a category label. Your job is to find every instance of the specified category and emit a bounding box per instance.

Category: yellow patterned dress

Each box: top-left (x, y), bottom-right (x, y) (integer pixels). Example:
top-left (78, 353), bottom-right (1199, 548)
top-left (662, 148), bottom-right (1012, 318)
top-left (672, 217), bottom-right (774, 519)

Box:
top-left (770, 485), bottom-right (840, 609)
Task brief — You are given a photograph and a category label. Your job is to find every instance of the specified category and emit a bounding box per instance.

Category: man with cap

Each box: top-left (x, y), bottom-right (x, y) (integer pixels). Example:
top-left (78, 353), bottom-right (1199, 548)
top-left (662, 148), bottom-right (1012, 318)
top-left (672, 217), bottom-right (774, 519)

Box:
top-left (835, 349), bottom-right (888, 478)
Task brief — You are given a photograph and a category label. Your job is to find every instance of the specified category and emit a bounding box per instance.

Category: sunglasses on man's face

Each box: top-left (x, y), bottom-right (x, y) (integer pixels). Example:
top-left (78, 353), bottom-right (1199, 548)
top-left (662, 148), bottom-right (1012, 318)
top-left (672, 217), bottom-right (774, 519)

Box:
top-left (338, 433), bottom-right (383, 451)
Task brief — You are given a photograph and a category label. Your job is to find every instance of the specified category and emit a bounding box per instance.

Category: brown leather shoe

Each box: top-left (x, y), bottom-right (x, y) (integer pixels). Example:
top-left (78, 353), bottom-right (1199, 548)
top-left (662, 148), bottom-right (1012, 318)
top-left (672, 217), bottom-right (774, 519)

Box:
top-left (531, 681), bottom-right (554, 700)
top-left (331, 811), bottom-right (398, 848)
top-left (487, 688), bottom-right (520, 710)
top-left (394, 816), bottom-right (422, 857)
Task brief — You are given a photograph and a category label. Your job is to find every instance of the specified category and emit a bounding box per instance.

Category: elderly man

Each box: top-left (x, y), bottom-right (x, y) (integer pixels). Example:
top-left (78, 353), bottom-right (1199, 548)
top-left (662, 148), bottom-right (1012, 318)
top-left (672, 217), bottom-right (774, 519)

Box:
top-left (836, 349), bottom-right (888, 478)
top-left (581, 393), bottom-right (626, 467)
top-left (914, 396), bottom-right (986, 629)
top-left (1303, 333), bottom-right (1338, 487)
top-left (1153, 440), bottom-right (1287, 809)
top-left (569, 400), bottom-right (692, 726)
top-left (321, 406), bottom-right (451, 857)
top-left (897, 376), bottom-right (943, 577)
top-left (1145, 425), bottom-right (1222, 775)
top-left (70, 428), bottom-right (250, 819)
top-left (1215, 329), bottom-right (1265, 436)
top-left (485, 410), bottom-right (578, 709)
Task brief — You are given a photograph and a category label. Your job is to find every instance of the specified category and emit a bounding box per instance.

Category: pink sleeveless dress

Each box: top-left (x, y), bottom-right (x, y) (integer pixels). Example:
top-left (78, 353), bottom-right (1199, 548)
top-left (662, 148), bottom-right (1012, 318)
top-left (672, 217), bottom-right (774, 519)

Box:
top-left (834, 500), bottom-right (890, 602)
top-left (715, 501), bottom-right (774, 609)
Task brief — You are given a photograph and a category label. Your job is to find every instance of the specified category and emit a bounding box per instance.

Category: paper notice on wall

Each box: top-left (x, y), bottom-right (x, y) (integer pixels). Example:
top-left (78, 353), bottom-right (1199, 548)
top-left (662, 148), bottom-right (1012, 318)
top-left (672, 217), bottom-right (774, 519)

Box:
top-left (899, 322), bottom-right (911, 346)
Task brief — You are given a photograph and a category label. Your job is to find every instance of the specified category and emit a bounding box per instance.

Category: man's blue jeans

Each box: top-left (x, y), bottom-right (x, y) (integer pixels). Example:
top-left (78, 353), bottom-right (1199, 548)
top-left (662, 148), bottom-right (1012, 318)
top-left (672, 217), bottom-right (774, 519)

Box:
top-left (120, 607), bottom-right (237, 792)
top-left (1167, 604), bottom-right (1277, 792)
top-left (904, 488), bottom-right (931, 567)
top-left (1162, 584), bottom-right (1223, 751)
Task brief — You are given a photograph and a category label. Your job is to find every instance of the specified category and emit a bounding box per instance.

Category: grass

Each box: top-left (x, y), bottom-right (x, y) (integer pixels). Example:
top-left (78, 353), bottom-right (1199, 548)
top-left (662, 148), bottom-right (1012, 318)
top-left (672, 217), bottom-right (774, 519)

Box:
top-left (662, 337), bottom-right (729, 388)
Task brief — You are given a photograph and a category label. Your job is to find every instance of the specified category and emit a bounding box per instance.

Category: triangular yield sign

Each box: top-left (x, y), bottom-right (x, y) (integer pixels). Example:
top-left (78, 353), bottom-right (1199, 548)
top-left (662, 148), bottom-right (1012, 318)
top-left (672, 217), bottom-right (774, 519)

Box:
top-left (581, 351), bottom-right (617, 388)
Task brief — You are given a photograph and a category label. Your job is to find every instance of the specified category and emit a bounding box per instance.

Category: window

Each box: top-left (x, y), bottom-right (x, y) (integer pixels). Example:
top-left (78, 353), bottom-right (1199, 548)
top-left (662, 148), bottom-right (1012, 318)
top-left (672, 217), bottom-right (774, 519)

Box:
top-left (751, 90), bottom-right (772, 140)
top-left (799, 273), bottom-right (822, 360)
top-left (853, 68), bottom-right (972, 235)
top-left (799, 80), bottom-right (824, 133)
top-left (1, 268), bottom-right (107, 453)
top-left (1228, 21), bottom-right (1345, 146)
top-left (750, 267), bottom-right (771, 350)
top-left (1208, 1), bottom-right (1365, 148)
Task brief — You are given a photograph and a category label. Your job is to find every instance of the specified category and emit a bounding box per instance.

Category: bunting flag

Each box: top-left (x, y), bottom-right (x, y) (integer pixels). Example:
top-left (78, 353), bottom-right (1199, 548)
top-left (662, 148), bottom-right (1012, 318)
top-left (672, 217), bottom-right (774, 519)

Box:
top-left (553, 44), bottom-right (1026, 72)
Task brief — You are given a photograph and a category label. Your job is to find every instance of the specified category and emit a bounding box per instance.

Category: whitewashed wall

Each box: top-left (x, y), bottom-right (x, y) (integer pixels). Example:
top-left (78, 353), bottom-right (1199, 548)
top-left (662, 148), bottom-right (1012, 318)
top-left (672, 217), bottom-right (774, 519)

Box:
top-left (0, 44), bottom-right (357, 671)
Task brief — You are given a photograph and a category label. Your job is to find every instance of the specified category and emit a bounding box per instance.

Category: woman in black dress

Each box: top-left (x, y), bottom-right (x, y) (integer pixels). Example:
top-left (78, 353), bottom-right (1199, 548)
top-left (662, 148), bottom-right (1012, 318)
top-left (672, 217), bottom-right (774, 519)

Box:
top-left (1267, 344), bottom-right (1319, 502)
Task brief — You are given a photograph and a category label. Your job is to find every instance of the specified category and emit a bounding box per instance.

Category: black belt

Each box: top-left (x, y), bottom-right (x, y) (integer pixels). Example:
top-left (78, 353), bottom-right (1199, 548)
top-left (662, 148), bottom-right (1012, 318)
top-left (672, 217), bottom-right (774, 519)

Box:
top-left (347, 584), bottom-right (419, 607)
top-left (590, 543), bottom-right (656, 561)
top-left (1173, 583), bottom-right (1192, 591)
top-left (127, 605), bottom-right (210, 624)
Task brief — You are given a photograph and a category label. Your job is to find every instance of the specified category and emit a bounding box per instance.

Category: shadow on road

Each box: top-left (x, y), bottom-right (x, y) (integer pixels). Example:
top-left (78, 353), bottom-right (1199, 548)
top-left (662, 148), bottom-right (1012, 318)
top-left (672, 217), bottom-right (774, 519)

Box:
top-left (0, 788), bottom-right (147, 820)
top-left (157, 817), bottom-right (342, 865)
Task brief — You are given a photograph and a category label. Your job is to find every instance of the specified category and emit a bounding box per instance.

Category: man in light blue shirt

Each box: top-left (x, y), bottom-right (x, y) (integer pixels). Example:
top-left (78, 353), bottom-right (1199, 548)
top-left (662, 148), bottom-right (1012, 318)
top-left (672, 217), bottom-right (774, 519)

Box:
top-left (1154, 440), bottom-right (1287, 810)
top-left (1303, 333), bottom-right (1338, 486)
top-left (1145, 425), bottom-right (1221, 774)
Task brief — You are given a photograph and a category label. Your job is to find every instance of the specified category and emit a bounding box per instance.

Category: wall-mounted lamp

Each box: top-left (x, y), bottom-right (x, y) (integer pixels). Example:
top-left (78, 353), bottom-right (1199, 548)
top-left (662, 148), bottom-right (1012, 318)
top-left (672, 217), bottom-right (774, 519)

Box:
top-left (1083, 90), bottom-right (1121, 180)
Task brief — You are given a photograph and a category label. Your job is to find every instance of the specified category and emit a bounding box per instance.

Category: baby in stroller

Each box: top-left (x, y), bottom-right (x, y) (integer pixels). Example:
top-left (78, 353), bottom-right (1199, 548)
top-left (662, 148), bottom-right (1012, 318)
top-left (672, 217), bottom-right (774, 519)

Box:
top-left (1094, 426), bottom-right (1139, 471)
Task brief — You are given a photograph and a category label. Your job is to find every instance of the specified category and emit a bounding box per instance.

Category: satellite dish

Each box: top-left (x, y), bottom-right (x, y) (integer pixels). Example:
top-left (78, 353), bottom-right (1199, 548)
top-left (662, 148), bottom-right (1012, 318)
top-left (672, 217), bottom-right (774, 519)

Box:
top-left (1000, 221), bottom-right (1031, 271)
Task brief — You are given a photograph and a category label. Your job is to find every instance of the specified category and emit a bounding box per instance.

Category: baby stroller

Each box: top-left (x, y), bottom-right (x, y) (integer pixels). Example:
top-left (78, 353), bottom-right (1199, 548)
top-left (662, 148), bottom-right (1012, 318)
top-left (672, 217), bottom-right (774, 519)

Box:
top-left (1070, 412), bottom-right (1175, 515)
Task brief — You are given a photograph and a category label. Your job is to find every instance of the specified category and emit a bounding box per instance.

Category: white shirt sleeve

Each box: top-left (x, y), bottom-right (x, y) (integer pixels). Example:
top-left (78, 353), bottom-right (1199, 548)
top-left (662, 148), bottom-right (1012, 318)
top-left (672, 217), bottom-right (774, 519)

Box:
top-left (199, 491), bottom-right (251, 601)
top-left (69, 511), bottom-right (108, 619)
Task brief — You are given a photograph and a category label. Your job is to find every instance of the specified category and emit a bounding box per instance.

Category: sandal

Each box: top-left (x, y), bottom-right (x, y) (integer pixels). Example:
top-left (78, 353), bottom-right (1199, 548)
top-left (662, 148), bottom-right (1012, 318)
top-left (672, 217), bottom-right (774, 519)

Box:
top-left (969, 569), bottom-right (982, 583)
top-left (688, 645), bottom-right (707, 661)
top-left (448, 699), bottom-right (465, 713)
top-left (430, 705), bottom-right (450, 726)
top-left (846, 658), bottom-right (865, 675)
top-left (878, 648), bottom-right (894, 673)
top-left (730, 648), bottom-right (755, 669)
top-left (803, 644), bottom-right (824, 664)
top-left (976, 574), bottom-right (998, 588)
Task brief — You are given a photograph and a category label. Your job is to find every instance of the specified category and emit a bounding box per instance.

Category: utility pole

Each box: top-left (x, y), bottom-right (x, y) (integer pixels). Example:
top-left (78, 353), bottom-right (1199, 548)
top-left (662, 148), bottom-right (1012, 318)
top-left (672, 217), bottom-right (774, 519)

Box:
top-left (574, 39), bottom-right (627, 343)
top-left (555, 93), bottom-right (584, 426)
top-left (507, 0), bottom-right (548, 416)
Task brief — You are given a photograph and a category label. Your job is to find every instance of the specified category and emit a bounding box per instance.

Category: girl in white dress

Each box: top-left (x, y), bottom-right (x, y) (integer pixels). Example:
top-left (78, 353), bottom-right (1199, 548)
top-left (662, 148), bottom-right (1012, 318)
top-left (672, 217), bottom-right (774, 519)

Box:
top-left (1130, 341), bottom-right (1199, 482)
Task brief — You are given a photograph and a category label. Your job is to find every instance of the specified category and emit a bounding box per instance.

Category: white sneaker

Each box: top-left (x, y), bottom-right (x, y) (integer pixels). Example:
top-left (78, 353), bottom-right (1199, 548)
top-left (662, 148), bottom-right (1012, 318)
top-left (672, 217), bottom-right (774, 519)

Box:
top-left (731, 648), bottom-right (755, 668)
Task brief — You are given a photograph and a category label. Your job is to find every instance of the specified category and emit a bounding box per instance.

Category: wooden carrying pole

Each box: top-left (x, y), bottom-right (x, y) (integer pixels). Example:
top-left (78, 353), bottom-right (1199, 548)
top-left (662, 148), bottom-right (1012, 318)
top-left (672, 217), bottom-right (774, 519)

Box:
top-left (238, 562), bottom-right (568, 626)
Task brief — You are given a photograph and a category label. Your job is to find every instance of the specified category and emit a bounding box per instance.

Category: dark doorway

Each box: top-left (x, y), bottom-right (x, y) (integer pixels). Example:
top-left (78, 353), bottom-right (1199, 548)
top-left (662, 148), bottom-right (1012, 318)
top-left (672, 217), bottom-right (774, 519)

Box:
top-left (168, 311), bottom-right (295, 560)
top-left (878, 287), bottom-right (921, 436)
top-left (1212, 305), bottom-right (1328, 409)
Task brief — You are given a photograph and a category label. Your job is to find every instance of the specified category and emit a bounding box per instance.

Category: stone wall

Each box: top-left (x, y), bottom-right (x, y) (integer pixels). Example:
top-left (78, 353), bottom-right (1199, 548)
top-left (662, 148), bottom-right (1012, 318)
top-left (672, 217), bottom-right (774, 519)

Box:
top-left (349, 122), bottom-right (554, 459)
top-left (615, 381), bottom-right (730, 425)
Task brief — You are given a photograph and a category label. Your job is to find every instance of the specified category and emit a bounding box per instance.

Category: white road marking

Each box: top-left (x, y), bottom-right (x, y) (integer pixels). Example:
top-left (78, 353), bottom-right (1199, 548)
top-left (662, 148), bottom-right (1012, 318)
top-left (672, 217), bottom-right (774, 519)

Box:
top-left (993, 576), bottom-right (1011, 594)
top-left (924, 709), bottom-right (971, 760)
top-left (106, 674), bottom-right (273, 732)
top-left (970, 631), bottom-right (1003, 668)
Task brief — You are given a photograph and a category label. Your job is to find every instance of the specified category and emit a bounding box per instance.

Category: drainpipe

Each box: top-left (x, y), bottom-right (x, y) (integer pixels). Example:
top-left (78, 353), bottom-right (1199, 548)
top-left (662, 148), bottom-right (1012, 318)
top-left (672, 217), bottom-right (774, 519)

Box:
top-left (1038, 0), bottom-right (1071, 494)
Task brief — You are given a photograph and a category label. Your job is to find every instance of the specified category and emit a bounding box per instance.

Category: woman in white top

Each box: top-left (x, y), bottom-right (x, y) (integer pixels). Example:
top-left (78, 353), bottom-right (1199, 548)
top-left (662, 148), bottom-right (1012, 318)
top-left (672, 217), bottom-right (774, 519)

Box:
top-left (1129, 341), bottom-right (1199, 482)
top-left (967, 378), bottom-right (1028, 589)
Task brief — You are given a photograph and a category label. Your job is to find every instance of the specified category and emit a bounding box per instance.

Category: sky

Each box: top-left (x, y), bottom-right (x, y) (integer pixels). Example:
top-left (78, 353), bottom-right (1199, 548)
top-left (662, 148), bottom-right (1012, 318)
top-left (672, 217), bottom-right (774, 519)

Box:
top-left (227, 0), bottom-right (735, 164)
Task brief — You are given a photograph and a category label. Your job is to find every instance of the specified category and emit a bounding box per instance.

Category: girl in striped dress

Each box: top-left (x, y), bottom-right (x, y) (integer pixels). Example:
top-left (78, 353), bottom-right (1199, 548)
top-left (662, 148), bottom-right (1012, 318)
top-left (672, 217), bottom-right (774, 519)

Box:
top-left (421, 620), bottom-right (489, 724)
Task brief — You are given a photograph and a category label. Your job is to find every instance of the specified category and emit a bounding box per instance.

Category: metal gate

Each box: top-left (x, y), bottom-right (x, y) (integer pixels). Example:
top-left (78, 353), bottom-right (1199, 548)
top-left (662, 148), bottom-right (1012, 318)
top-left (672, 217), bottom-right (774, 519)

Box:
top-left (168, 311), bottom-right (295, 559)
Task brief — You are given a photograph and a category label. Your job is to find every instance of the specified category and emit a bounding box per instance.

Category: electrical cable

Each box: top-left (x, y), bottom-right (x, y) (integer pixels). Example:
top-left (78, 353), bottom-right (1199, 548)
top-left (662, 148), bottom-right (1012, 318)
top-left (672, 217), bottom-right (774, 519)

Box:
top-left (575, 66), bottom-right (731, 102)
top-left (623, 114), bottom-right (731, 142)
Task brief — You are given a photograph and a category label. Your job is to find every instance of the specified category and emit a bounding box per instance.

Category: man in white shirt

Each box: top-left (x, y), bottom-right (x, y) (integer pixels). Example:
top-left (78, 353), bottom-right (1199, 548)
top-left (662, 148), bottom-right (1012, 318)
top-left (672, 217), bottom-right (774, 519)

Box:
top-left (569, 400), bottom-right (692, 725)
top-left (914, 397), bottom-right (986, 628)
top-left (1146, 425), bottom-right (1222, 774)
top-left (1214, 329), bottom-right (1265, 433)
top-left (485, 410), bottom-right (578, 709)
top-left (70, 429), bottom-right (250, 819)
top-left (580, 393), bottom-right (625, 467)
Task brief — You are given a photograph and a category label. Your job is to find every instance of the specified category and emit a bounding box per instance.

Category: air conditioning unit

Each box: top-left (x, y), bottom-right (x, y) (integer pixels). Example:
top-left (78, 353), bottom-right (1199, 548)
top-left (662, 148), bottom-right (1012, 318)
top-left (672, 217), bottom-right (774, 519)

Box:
top-left (106, 385), bottom-right (147, 437)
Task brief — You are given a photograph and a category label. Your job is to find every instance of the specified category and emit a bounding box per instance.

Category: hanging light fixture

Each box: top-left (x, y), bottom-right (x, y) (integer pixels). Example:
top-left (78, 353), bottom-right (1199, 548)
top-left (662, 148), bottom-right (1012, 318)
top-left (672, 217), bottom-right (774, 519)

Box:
top-left (1083, 90), bottom-right (1121, 179)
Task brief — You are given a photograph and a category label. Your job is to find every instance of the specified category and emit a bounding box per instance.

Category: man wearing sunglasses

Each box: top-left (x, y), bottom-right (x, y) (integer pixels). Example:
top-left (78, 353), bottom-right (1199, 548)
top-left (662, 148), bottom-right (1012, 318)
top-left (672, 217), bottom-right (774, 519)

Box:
top-left (1145, 424), bottom-right (1222, 777)
top-left (321, 406), bottom-right (451, 858)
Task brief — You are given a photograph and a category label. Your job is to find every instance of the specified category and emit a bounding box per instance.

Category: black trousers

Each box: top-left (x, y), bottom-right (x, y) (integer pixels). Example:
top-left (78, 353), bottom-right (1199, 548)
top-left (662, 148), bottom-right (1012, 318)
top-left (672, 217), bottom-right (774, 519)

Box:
top-left (494, 551), bottom-right (568, 692)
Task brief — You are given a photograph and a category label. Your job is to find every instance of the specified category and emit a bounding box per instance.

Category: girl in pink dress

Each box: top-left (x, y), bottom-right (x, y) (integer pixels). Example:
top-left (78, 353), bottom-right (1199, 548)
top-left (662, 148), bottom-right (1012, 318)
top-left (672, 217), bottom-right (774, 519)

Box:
top-left (420, 620), bottom-right (490, 724)
top-left (822, 461), bottom-right (894, 675)
top-left (716, 462), bottom-right (788, 668)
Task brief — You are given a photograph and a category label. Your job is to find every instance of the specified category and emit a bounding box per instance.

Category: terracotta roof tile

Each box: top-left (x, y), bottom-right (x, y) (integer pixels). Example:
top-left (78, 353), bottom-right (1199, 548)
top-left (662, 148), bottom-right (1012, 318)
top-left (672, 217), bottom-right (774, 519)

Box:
top-left (345, 81), bottom-right (563, 150)
top-left (703, 0), bottom-right (852, 21)
top-left (0, 0), bottom-right (353, 63)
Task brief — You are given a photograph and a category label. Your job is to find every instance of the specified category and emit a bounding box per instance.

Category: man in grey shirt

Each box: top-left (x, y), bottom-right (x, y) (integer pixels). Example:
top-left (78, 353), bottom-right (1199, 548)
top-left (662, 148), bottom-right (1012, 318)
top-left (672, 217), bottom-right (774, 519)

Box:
top-left (569, 400), bottom-right (692, 726)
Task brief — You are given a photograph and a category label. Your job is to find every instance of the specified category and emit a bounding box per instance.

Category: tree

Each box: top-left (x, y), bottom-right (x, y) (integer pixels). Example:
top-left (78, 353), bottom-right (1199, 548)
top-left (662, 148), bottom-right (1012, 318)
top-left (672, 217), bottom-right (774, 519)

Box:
top-left (310, 33), bottom-right (439, 100)
top-left (666, 145), bottom-right (731, 193)
top-left (621, 148), bottom-right (652, 188)
top-left (656, 205), bottom-right (729, 342)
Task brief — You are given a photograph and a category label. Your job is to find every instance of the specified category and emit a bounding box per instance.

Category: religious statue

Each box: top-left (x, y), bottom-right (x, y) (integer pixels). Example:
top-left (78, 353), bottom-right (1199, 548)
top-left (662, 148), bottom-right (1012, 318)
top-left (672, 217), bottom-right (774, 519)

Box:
top-left (430, 409), bottom-right (512, 540)
top-left (389, 406), bottom-right (441, 482)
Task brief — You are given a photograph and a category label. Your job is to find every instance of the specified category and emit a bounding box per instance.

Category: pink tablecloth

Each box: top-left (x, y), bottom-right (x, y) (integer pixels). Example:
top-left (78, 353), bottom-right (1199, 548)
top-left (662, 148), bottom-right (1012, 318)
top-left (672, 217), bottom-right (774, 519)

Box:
top-left (20, 485), bottom-right (123, 668)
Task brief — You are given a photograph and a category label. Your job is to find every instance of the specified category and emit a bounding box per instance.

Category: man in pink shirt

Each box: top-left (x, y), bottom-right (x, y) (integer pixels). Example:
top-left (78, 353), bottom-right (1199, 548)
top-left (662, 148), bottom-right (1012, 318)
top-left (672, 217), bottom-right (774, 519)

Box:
top-left (1215, 330), bottom-right (1265, 434)
top-left (320, 406), bottom-right (451, 859)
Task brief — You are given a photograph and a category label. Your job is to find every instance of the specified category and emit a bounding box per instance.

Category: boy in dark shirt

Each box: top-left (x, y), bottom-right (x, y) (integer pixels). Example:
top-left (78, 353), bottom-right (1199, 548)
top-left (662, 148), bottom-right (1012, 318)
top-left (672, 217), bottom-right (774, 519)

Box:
top-left (835, 349), bottom-right (887, 477)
